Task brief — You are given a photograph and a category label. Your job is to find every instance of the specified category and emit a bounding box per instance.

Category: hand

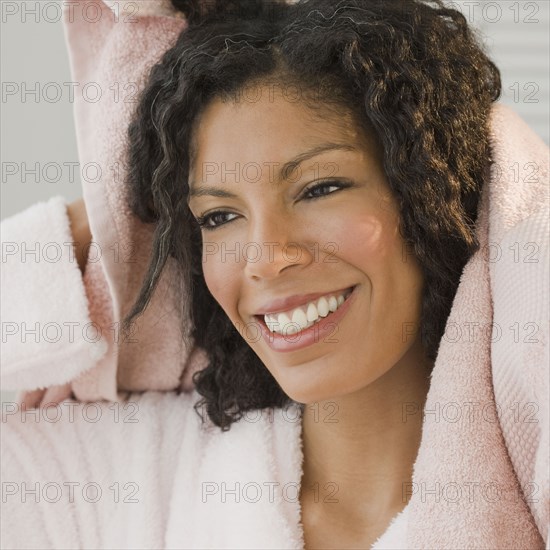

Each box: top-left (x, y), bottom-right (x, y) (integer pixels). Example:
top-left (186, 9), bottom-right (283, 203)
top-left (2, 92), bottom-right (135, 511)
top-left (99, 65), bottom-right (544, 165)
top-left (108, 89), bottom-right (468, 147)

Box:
top-left (18, 383), bottom-right (73, 410)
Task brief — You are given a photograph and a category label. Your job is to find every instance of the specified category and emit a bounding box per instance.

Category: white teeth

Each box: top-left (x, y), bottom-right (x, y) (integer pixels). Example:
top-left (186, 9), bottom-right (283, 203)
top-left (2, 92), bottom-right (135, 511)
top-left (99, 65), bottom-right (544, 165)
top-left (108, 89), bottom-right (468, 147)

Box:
top-left (291, 308), bottom-right (308, 331)
top-left (306, 303), bottom-right (318, 322)
top-left (285, 324), bottom-right (301, 335)
top-left (278, 312), bottom-right (291, 327)
top-left (262, 287), bottom-right (353, 335)
top-left (317, 297), bottom-right (329, 317)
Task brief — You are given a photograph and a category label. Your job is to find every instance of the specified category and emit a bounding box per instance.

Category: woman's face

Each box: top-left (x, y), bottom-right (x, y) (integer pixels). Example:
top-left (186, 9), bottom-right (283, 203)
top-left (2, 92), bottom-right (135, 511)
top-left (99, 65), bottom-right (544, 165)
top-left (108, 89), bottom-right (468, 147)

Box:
top-left (187, 84), bottom-right (425, 404)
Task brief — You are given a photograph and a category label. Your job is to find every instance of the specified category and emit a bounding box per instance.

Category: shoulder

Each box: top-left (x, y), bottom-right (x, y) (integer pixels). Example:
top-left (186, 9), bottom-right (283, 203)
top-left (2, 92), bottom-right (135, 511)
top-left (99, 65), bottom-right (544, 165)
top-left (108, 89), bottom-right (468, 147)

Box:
top-left (1, 391), bottom-right (202, 467)
top-left (0, 391), bottom-right (200, 549)
top-left (490, 204), bottom-right (549, 545)
top-left (1, 391), bottom-right (303, 457)
top-left (1, 392), bottom-right (304, 548)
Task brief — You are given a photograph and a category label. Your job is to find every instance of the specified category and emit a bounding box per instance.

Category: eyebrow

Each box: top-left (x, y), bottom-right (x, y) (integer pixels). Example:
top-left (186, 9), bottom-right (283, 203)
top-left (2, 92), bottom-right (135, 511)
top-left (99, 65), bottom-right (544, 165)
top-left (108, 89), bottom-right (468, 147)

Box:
top-left (187, 142), bottom-right (357, 200)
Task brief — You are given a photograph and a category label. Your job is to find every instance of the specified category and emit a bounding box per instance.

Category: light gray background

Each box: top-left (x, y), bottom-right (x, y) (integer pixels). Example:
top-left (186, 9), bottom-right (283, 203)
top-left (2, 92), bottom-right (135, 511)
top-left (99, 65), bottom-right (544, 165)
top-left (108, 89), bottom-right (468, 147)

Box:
top-left (1, 0), bottom-right (549, 219)
top-left (1, 1), bottom-right (549, 402)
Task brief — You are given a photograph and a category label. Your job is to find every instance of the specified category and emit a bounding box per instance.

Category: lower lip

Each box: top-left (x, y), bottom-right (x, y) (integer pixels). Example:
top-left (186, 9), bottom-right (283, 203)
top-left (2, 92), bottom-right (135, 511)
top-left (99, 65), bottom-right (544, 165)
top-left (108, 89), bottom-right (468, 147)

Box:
top-left (254, 285), bottom-right (359, 353)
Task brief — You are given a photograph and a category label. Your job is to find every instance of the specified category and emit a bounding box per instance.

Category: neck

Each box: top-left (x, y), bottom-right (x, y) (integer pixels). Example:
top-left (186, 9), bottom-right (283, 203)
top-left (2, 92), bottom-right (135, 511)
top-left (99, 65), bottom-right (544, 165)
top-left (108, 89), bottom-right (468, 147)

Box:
top-left (299, 340), bottom-right (432, 523)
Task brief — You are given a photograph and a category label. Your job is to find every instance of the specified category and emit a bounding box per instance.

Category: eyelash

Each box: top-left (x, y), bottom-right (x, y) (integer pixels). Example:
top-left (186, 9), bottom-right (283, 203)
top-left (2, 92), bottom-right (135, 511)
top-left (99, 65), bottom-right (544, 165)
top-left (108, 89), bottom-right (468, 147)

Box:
top-left (194, 179), bottom-right (352, 231)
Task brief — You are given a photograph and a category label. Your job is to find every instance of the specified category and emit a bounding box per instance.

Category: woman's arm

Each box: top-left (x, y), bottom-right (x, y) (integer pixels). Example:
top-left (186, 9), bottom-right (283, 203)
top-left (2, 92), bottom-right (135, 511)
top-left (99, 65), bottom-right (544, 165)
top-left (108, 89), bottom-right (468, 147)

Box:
top-left (66, 198), bottom-right (91, 275)
top-left (1, 391), bottom-right (193, 549)
top-left (0, 197), bottom-right (108, 394)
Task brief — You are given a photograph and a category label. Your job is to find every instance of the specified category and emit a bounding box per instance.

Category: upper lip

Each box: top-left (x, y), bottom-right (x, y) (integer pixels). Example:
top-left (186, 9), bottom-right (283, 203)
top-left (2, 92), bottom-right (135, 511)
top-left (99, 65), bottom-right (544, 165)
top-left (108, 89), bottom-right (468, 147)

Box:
top-left (254, 285), bottom-right (355, 316)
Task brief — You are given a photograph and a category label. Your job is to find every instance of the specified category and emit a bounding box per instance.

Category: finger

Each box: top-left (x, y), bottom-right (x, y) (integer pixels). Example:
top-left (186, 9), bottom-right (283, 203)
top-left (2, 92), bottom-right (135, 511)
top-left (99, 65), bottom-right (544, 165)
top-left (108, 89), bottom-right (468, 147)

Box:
top-left (40, 384), bottom-right (73, 408)
top-left (18, 389), bottom-right (47, 411)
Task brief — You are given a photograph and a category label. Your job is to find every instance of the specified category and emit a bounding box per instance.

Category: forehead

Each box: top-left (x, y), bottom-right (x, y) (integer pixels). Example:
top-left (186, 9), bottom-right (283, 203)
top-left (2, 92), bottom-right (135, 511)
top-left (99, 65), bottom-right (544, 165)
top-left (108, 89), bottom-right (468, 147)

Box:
top-left (189, 83), bottom-right (374, 168)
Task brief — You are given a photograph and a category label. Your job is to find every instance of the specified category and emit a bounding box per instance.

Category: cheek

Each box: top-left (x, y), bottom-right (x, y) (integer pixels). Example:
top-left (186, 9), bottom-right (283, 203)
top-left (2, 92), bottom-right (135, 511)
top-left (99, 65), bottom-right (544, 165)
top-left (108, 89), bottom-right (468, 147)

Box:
top-left (322, 205), bottom-right (423, 327)
top-left (306, 185), bottom-right (402, 268)
top-left (313, 202), bottom-right (392, 275)
top-left (201, 248), bottom-right (241, 321)
top-left (337, 217), bottom-right (385, 258)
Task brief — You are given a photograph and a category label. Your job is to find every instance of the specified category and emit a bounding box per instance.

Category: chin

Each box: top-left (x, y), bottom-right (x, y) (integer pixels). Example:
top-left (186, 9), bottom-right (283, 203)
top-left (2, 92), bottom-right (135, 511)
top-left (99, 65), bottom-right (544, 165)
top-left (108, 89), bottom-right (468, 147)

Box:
top-left (281, 388), bottom-right (327, 406)
top-left (274, 361), bottom-right (385, 406)
top-left (278, 377), bottom-right (358, 406)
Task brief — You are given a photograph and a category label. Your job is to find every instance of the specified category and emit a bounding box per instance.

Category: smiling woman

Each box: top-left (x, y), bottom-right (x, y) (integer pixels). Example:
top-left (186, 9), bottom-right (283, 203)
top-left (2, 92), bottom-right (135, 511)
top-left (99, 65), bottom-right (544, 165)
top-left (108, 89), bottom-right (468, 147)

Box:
top-left (124, 0), bottom-right (497, 428)
top-left (184, 87), bottom-right (429, 413)
top-left (1, 0), bottom-right (548, 549)
top-left (119, 0), bottom-right (502, 547)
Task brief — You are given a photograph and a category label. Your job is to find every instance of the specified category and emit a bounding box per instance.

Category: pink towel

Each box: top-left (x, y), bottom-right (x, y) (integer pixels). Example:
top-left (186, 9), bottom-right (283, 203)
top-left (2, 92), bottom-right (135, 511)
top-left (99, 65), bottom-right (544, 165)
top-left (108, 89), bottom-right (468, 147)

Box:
top-left (406, 103), bottom-right (549, 547)
top-left (63, 0), bottom-right (207, 403)
top-left (15, 1), bottom-right (549, 547)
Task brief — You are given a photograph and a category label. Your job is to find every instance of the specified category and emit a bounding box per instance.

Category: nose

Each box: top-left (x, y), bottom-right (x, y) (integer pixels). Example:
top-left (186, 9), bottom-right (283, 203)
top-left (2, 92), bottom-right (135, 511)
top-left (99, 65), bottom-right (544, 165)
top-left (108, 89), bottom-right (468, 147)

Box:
top-left (243, 209), bottom-right (312, 280)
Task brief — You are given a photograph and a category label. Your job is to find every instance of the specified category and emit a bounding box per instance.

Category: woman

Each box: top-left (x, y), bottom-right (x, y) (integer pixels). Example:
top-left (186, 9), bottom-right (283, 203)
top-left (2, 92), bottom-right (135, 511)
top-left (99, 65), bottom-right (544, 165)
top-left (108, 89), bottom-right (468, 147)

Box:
top-left (2, 0), bottom-right (548, 548)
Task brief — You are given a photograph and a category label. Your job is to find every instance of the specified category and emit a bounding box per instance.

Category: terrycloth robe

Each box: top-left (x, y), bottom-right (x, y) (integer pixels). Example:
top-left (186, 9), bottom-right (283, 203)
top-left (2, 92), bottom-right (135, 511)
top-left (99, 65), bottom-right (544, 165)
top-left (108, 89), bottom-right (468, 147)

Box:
top-left (1, 0), bottom-right (548, 548)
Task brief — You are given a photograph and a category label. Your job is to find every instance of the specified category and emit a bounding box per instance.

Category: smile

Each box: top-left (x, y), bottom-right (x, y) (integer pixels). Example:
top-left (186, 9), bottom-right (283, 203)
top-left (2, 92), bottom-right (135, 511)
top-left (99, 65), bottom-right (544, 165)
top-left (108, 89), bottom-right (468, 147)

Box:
top-left (260, 286), bottom-right (354, 335)
top-left (253, 285), bottom-right (359, 353)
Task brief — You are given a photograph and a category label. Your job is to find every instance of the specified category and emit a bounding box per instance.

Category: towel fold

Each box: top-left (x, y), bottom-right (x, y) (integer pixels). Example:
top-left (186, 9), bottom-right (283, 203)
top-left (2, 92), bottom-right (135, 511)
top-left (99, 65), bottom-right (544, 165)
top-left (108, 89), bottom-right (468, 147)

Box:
top-left (61, 0), bottom-right (206, 403)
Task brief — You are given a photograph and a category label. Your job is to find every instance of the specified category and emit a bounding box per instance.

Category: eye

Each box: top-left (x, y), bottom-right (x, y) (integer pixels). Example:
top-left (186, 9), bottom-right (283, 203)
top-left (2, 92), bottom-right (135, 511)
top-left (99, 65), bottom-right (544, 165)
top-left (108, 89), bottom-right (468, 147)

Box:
top-left (194, 179), bottom-right (353, 231)
top-left (194, 211), bottom-right (238, 231)
top-left (301, 179), bottom-right (352, 200)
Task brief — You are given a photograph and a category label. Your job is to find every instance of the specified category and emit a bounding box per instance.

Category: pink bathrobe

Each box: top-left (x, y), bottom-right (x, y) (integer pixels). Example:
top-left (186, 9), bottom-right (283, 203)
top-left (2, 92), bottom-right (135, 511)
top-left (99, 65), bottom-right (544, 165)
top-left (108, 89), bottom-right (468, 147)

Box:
top-left (1, 0), bottom-right (548, 547)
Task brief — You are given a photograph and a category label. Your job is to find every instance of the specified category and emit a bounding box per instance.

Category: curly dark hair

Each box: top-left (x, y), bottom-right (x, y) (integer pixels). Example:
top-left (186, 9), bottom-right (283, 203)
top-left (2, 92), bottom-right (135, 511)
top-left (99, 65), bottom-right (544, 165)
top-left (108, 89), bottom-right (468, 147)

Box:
top-left (122, 0), bottom-right (501, 430)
